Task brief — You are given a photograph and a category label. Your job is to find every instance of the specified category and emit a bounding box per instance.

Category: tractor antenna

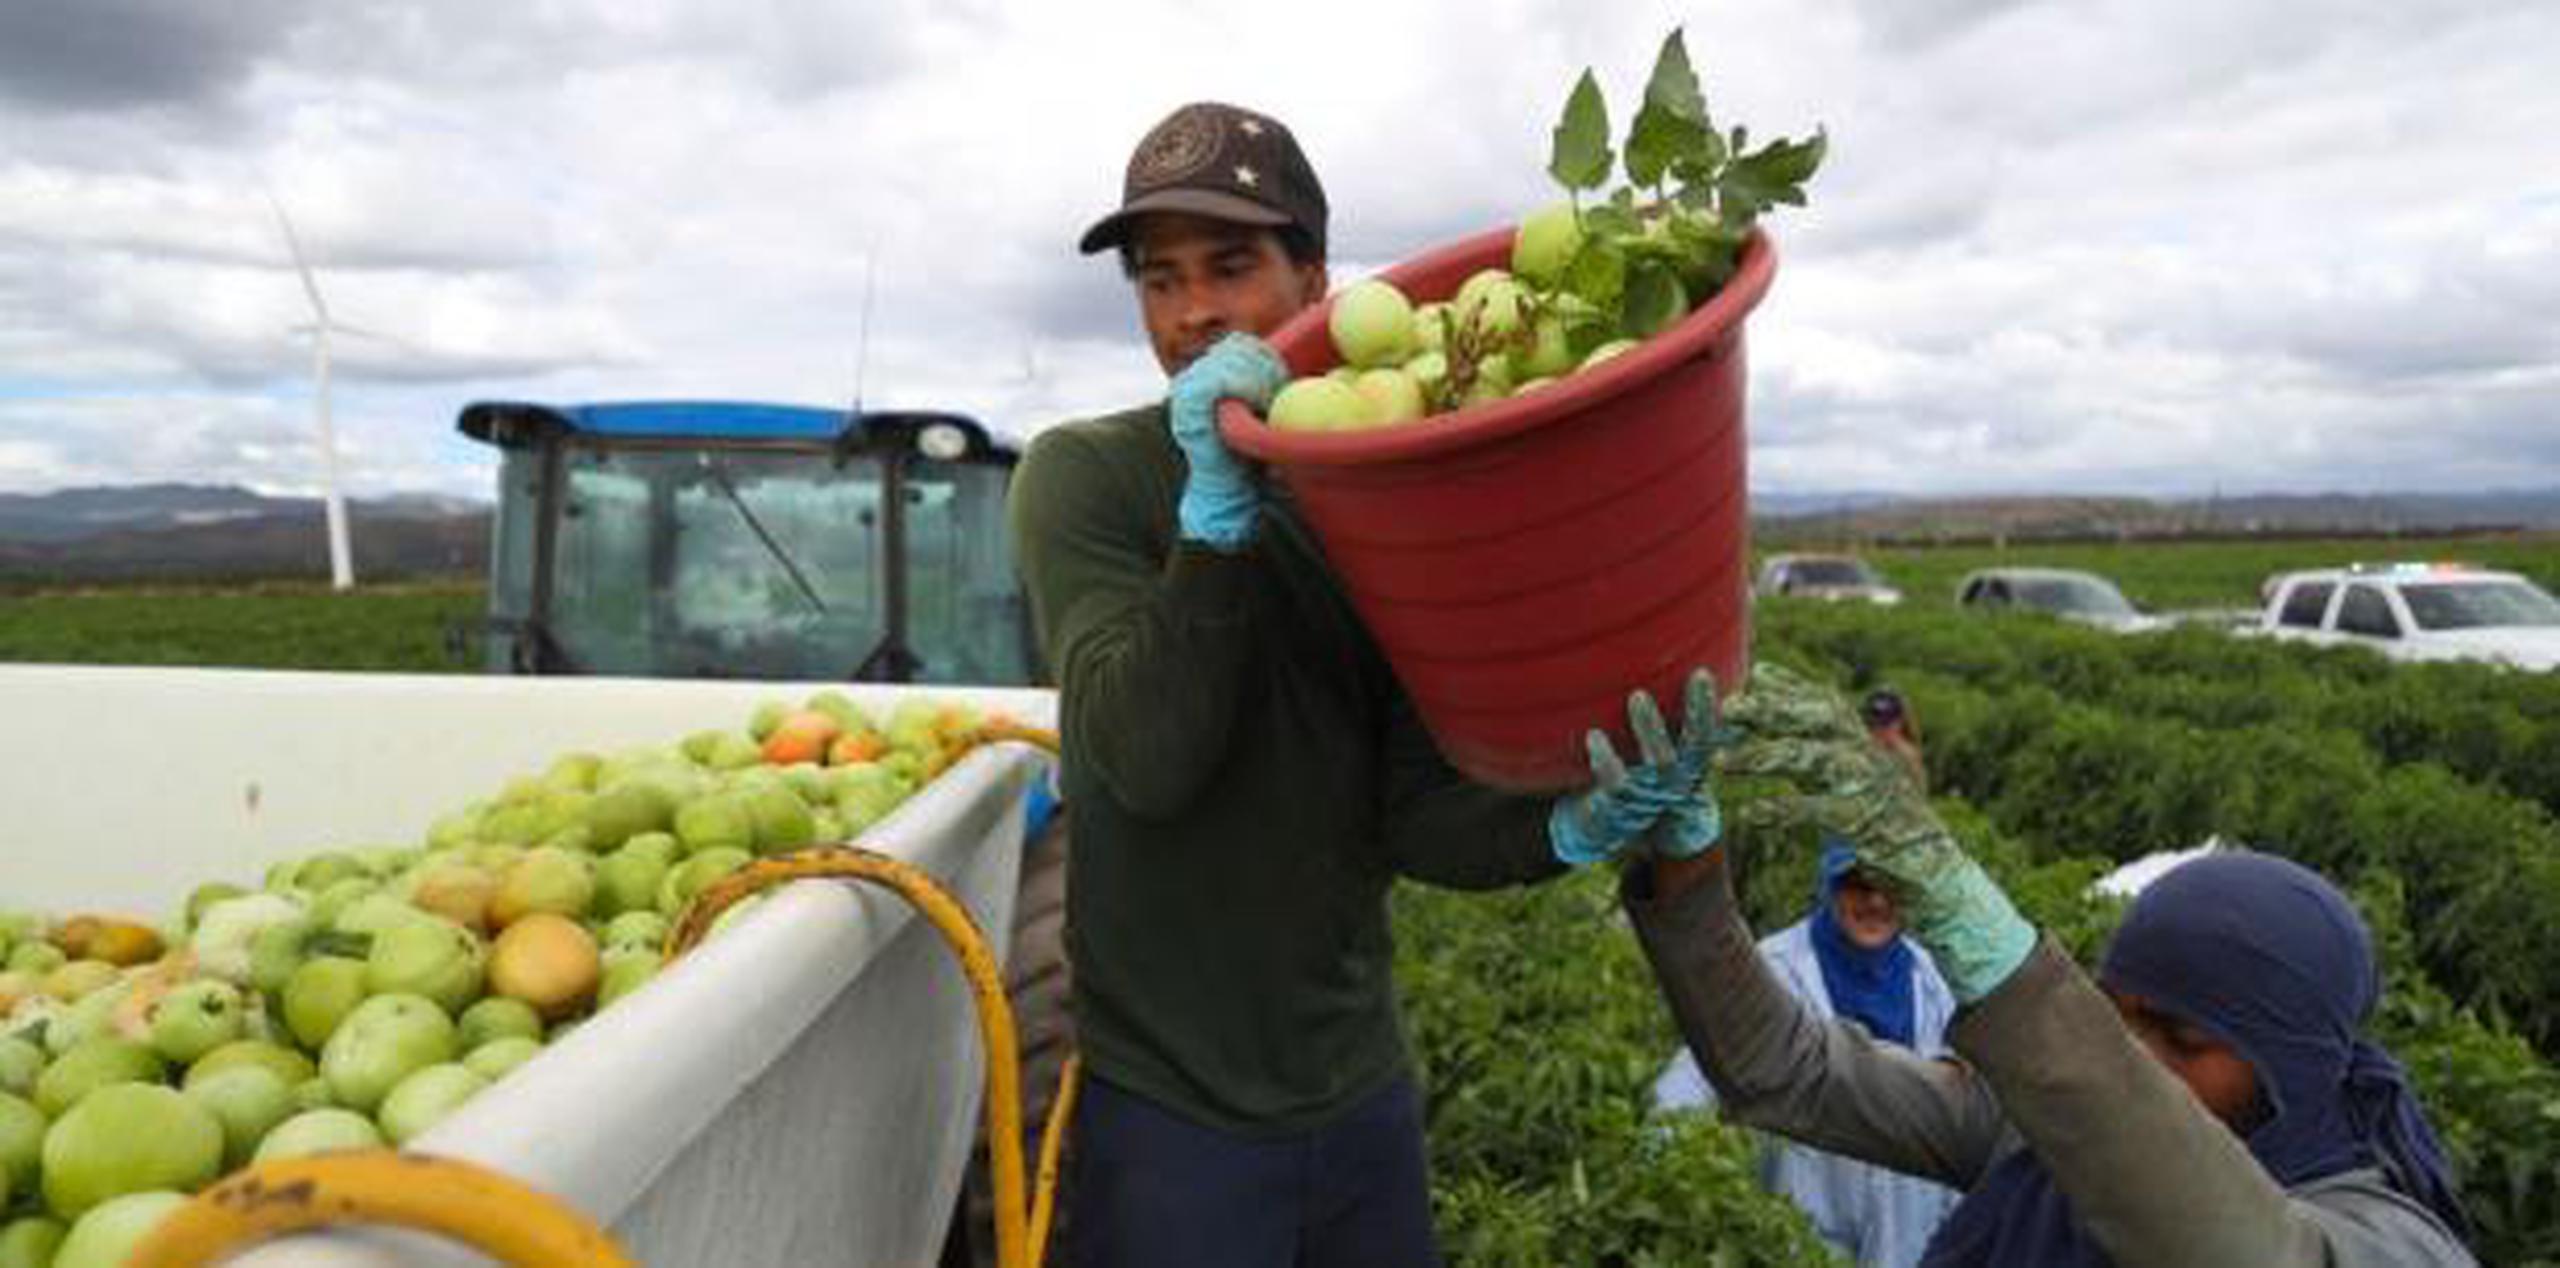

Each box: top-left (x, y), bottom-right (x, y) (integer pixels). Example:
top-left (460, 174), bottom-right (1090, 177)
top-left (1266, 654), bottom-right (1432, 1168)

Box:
top-left (851, 244), bottom-right (878, 417)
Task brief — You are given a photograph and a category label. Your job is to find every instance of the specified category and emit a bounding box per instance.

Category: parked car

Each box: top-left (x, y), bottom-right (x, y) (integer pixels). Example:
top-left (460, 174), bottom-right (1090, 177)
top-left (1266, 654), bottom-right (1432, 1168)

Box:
top-left (1755, 552), bottom-right (1903, 605)
top-left (2253, 562), bottom-right (2560, 670)
top-left (1954, 566), bottom-right (2164, 632)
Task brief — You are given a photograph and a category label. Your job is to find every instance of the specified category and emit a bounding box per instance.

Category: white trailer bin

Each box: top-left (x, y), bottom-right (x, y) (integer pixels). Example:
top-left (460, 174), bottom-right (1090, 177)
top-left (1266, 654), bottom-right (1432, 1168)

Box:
top-left (2, 665), bottom-right (1059, 1267)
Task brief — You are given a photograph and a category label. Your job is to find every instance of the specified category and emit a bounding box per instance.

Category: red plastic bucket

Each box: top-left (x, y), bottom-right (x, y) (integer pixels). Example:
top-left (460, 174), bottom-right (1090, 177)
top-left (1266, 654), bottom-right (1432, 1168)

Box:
top-left (1218, 226), bottom-right (1774, 792)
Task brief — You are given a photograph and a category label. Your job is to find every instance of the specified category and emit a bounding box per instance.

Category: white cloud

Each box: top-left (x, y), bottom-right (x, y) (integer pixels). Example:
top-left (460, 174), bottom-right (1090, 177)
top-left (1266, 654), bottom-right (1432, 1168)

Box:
top-left (0, 0), bottom-right (2555, 503)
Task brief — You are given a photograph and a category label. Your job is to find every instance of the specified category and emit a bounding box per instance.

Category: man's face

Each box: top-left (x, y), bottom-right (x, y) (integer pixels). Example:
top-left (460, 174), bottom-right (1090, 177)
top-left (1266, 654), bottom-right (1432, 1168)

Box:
top-left (1829, 872), bottom-right (1905, 952)
top-left (2108, 990), bottom-right (2264, 1130)
top-left (1127, 213), bottom-right (1326, 376)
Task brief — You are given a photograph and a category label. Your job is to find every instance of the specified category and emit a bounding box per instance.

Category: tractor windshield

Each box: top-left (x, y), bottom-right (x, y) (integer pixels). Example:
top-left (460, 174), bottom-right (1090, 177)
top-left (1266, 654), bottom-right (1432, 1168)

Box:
top-left (506, 443), bottom-right (1030, 682)
top-left (900, 459), bottom-right (1035, 685)
top-left (538, 445), bottom-right (891, 678)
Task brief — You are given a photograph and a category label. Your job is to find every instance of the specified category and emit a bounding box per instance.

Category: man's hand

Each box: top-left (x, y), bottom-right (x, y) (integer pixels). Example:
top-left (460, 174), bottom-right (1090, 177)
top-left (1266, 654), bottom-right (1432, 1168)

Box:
top-left (1167, 333), bottom-right (1290, 550)
top-left (1718, 663), bottom-right (2035, 1002)
top-left (1549, 669), bottom-right (1725, 865)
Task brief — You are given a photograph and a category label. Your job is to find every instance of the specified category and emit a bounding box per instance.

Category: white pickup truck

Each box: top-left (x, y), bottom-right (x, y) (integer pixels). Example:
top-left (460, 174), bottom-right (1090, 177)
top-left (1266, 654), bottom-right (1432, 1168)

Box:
top-left (2253, 563), bottom-right (2560, 671)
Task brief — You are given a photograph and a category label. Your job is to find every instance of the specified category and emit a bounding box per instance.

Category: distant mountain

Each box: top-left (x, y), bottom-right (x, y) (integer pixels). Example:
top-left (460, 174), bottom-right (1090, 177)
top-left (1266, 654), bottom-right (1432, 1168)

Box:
top-left (0, 485), bottom-right (489, 583)
top-left (1755, 488), bottom-right (2560, 540)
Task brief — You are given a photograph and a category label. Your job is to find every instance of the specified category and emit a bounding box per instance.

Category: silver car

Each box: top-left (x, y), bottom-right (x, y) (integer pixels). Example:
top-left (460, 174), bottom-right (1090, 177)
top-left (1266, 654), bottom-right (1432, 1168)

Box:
top-left (1954, 566), bottom-right (2163, 632)
top-left (1756, 553), bottom-right (1903, 605)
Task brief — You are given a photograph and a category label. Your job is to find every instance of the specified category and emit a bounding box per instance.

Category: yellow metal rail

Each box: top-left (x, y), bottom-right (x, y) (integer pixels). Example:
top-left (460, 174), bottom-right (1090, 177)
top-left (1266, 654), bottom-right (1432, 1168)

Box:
top-left (126, 1151), bottom-right (639, 1268)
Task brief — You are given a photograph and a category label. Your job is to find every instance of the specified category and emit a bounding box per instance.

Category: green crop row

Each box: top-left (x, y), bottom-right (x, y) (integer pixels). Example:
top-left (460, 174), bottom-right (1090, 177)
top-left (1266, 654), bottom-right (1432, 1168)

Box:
top-left (0, 583), bottom-right (487, 674)
top-left (1393, 870), bottom-right (1846, 1267)
top-left (1765, 600), bottom-right (2560, 819)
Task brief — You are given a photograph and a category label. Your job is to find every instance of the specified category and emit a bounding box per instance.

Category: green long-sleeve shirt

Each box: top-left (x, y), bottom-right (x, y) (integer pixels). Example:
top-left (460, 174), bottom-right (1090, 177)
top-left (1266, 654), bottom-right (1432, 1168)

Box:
top-left (1007, 401), bottom-right (1564, 1134)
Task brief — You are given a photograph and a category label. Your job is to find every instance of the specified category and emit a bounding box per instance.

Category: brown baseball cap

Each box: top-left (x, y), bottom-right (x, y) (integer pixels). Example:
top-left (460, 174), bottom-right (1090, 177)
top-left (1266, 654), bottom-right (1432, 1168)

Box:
top-left (1078, 101), bottom-right (1329, 258)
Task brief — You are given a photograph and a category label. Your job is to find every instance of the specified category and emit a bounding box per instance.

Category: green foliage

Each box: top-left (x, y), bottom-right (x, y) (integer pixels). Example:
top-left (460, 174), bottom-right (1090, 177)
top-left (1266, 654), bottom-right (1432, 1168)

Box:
top-left (2352, 872), bottom-right (2560, 1267)
top-left (0, 582), bottom-right (485, 673)
top-left (1394, 871), bottom-right (1844, 1266)
top-left (1541, 28), bottom-right (1822, 334)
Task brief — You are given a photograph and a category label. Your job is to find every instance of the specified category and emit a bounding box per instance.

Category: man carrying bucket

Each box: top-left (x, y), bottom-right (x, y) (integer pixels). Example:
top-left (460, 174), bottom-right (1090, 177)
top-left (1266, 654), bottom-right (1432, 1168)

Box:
top-left (1005, 101), bottom-right (1726, 1267)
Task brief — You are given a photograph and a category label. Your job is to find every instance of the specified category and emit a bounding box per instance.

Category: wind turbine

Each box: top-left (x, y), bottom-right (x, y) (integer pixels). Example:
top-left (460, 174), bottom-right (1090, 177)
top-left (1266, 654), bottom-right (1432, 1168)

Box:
top-left (264, 188), bottom-right (361, 591)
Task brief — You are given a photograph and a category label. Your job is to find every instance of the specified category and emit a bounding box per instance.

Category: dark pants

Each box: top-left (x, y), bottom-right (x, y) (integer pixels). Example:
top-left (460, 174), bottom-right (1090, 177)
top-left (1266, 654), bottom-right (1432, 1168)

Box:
top-left (1065, 1073), bottom-right (1443, 1268)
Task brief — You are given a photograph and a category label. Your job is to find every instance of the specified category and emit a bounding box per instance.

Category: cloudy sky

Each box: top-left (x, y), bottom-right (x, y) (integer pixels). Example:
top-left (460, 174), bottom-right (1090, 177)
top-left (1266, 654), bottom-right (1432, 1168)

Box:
top-left (1, 0), bottom-right (2553, 503)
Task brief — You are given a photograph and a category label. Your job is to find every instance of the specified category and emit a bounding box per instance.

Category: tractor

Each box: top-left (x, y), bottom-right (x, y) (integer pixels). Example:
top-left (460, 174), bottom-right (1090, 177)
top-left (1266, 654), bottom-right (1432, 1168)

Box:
top-left (457, 400), bottom-right (1036, 685)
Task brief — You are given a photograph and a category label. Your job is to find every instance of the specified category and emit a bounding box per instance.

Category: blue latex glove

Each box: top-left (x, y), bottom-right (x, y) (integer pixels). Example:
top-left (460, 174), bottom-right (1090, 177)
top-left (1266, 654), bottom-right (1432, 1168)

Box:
top-left (1718, 663), bottom-right (2035, 1002)
top-left (1167, 333), bottom-right (1290, 550)
top-left (1549, 669), bottom-right (1725, 865)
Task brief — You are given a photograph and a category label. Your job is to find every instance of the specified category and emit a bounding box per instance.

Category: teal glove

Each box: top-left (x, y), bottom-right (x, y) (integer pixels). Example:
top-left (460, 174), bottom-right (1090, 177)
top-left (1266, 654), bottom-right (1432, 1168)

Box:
top-left (1718, 663), bottom-right (2035, 1002)
top-left (1549, 669), bottom-right (1725, 865)
top-left (1168, 333), bottom-right (1290, 550)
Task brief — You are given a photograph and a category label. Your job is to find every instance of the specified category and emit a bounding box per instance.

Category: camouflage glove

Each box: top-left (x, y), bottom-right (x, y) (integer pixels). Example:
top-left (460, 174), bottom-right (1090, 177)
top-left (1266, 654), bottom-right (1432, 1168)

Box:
top-left (1549, 669), bottom-right (1726, 864)
top-left (1717, 663), bottom-right (2035, 1002)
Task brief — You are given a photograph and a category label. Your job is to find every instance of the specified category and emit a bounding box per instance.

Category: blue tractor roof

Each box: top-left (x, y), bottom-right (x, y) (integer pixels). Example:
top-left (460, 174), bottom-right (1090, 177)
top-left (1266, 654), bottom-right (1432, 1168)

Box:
top-left (457, 399), bottom-right (1012, 457)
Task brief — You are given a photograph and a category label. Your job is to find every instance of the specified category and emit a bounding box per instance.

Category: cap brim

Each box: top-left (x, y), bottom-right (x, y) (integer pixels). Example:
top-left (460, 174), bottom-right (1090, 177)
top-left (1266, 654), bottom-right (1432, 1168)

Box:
top-left (1077, 188), bottom-right (1292, 255)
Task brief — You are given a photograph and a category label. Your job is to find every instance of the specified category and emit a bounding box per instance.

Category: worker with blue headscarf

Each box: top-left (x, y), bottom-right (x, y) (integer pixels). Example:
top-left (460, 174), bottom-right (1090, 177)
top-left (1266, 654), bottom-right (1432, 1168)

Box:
top-left (1654, 839), bottom-right (1960, 1266)
top-left (1617, 663), bottom-right (2475, 1267)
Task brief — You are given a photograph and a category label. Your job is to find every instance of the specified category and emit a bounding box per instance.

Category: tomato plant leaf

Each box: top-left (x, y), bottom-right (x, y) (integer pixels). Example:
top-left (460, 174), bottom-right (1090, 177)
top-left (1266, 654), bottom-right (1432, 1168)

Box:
top-left (1626, 29), bottom-right (1713, 188)
top-left (1622, 263), bottom-right (1686, 338)
top-left (1549, 71), bottom-right (1614, 192)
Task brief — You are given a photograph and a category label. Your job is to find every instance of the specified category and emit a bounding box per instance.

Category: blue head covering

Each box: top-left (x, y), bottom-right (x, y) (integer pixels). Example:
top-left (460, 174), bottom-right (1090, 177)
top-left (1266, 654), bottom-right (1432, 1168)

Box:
top-left (1808, 838), bottom-right (1918, 1048)
top-left (1919, 850), bottom-right (2470, 1266)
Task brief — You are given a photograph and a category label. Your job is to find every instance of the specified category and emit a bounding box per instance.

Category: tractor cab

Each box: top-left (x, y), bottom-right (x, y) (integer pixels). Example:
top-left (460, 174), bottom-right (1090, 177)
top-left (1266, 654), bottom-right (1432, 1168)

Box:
top-left (459, 400), bottom-right (1036, 685)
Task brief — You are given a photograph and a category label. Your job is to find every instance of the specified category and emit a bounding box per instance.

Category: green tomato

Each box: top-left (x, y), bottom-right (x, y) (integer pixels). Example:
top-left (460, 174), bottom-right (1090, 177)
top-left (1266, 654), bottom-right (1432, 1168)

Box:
top-left (1267, 376), bottom-right (1371, 433)
top-left (454, 997), bottom-right (543, 1052)
top-left (251, 1107), bottom-right (383, 1163)
top-left (1509, 311), bottom-right (1577, 381)
top-left (377, 1063), bottom-right (490, 1146)
top-left (290, 852), bottom-right (366, 892)
top-left (1329, 278), bottom-right (1418, 369)
top-left (584, 781), bottom-right (677, 852)
top-left (318, 994), bottom-right (456, 1114)
top-left (461, 1036), bottom-right (544, 1082)
top-left (656, 850), bottom-right (750, 918)
top-left (1510, 201), bottom-right (1585, 287)
top-left (0, 1093), bottom-right (45, 1200)
top-left (32, 1040), bottom-right (163, 1119)
top-left (1351, 368), bottom-right (1427, 426)
top-left (597, 950), bottom-right (662, 1008)
top-left (5, 944), bottom-right (65, 977)
top-left (40, 1084), bottom-right (221, 1218)
top-left (1580, 337), bottom-right (1640, 369)
top-left (0, 1216), bottom-right (67, 1268)
top-left (51, 1192), bottom-right (186, 1268)
top-left (1453, 269), bottom-right (1525, 340)
top-left (600, 911), bottom-right (668, 957)
top-left (744, 785), bottom-right (816, 856)
top-left (147, 979), bottom-right (245, 1065)
top-left (0, 1038), bottom-right (41, 1099)
top-left (181, 883), bottom-right (249, 933)
top-left (281, 956), bottom-right (370, 1051)
top-left (182, 1039), bottom-right (316, 1093)
top-left (181, 1066), bottom-right (295, 1169)
top-left (674, 793), bottom-right (756, 856)
top-left (364, 918), bottom-right (486, 1016)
